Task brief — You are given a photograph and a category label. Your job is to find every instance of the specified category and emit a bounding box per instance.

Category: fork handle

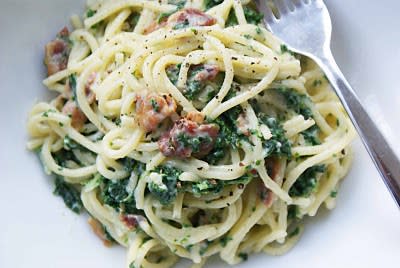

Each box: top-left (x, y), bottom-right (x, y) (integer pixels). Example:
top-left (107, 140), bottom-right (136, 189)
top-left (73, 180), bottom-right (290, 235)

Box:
top-left (315, 51), bottom-right (400, 207)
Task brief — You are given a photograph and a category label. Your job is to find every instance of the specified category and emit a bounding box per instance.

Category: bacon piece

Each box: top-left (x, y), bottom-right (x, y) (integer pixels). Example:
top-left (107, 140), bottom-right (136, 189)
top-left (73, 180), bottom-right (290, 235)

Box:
top-left (144, 9), bottom-right (216, 34)
top-left (88, 217), bottom-right (113, 247)
top-left (168, 8), bottom-right (217, 28)
top-left (135, 92), bottom-right (177, 132)
top-left (62, 100), bottom-right (87, 130)
top-left (186, 111), bottom-right (205, 124)
top-left (158, 118), bottom-right (219, 158)
top-left (120, 214), bottom-right (138, 229)
top-left (236, 113), bottom-right (250, 136)
top-left (84, 72), bottom-right (97, 104)
top-left (192, 64), bottom-right (219, 82)
top-left (44, 27), bottom-right (71, 76)
top-left (258, 158), bottom-right (281, 207)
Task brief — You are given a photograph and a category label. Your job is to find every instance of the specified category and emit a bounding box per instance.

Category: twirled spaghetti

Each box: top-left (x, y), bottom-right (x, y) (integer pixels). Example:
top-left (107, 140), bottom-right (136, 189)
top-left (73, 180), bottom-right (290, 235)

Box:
top-left (27, 0), bottom-right (355, 267)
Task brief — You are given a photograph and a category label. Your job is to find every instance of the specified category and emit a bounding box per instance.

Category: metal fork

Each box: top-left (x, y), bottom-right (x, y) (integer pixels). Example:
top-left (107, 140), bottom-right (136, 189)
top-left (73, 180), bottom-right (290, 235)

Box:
top-left (254, 0), bottom-right (400, 207)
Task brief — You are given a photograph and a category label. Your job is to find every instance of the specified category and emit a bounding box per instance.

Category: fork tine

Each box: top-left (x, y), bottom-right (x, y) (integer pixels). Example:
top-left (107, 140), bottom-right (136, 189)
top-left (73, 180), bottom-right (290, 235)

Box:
top-left (254, 0), bottom-right (276, 25)
top-left (273, 0), bottom-right (290, 16)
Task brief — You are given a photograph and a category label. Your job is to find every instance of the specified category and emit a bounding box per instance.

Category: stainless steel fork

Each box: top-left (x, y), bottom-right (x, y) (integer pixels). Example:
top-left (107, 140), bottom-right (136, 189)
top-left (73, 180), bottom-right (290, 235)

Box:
top-left (254, 0), bottom-right (400, 207)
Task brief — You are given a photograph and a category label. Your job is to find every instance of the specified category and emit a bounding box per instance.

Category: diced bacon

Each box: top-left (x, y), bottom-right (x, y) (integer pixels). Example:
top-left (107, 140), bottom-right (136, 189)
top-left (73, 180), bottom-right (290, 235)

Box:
top-left (258, 158), bottom-right (281, 207)
top-left (186, 111), bottom-right (205, 124)
top-left (120, 214), bottom-right (138, 229)
top-left (44, 27), bottom-right (71, 76)
top-left (236, 113), bottom-right (250, 136)
top-left (88, 217), bottom-right (113, 247)
top-left (192, 64), bottom-right (219, 82)
top-left (144, 8), bottom-right (216, 34)
top-left (135, 92), bottom-right (177, 132)
top-left (62, 100), bottom-right (87, 130)
top-left (84, 72), bottom-right (97, 104)
top-left (168, 8), bottom-right (217, 28)
top-left (158, 118), bottom-right (219, 158)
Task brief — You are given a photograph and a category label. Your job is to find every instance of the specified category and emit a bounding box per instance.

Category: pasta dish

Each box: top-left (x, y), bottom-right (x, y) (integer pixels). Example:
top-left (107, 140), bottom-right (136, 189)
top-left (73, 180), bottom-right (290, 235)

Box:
top-left (27, 0), bottom-right (355, 267)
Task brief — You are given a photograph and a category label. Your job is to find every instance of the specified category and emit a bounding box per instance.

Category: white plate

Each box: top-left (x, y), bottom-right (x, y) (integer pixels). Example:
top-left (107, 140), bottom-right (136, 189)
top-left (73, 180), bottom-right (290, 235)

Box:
top-left (1, 1), bottom-right (399, 267)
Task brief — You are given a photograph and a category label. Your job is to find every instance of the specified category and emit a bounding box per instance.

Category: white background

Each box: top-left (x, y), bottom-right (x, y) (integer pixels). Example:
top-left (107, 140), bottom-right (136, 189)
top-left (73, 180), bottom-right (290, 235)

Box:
top-left (0, 0), bottom-right (399, 267)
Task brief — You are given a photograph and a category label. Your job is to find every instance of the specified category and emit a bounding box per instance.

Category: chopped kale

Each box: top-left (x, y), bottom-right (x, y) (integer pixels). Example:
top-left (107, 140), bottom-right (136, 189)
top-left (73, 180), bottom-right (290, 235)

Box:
top-left (168, 0), bottom-right (186, 9)
top-left (205, 106), bottom-right (245, 164)
top-left (69, 74), bottom-right (77, 101)
top-left (287, 205), bottom-right (299, 220)
top-left (330, 190), bottom-right (338, 198)
top-left (280, 44), bottom-right (294, 56)
top-left (148, 165), bottom-right (182, 205)
top-left (204, 0), bottom-right (224, 10)
top-left (157, 10), bottom-right (175, 23)
top-left (288, 227), bottom-right (300, 238)
top-left (101, 175), bottom-right (140, 215)
top-left (86, 9), bottom-right (96, 18)
top-left (54, 176), bottom-right (83, 214)
top-left (219, 235), bottom-right (233, 247)
top-left (277, 88), bottom-right (314, 119)
top-left (259, 114), bottom-right (291, 158)
top-left (226, 6), bottom-right (263, 26)
top-left (166, 63), bottom-right (181, 85)
top-left (238, 252), bottom-right (248, 261)
top-left (301, 125), bottom-right (321, 145)
top-left (176, 132), bottom-right (213, 154)
top-left (191, 179), bottom-right (224, 196)
top-left (289, 165), bottom-right (326, 197)
top-left (125, 12), bottom-right (140, 31)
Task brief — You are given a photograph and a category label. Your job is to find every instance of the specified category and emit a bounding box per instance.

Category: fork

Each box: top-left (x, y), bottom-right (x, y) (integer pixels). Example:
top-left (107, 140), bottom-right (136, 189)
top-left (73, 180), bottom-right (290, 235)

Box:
top-left (254, 0), bottom-right (400, 207)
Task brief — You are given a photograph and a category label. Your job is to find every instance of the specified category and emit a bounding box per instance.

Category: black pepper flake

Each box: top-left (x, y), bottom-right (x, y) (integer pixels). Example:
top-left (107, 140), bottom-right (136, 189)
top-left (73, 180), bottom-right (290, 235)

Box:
top-left (229, 191), bottom-right (233, 196)
top-left (232, 56), bottom-right (238, 60)
top-left (273, 57), bottom-right (278, 60)
top-left (197, 167), bottom-right (203, 170)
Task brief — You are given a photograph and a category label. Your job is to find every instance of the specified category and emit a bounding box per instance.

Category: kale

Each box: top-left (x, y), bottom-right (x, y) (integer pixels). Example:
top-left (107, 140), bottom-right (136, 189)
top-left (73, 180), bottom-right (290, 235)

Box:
top-left (238, 252), bottom-right (248, 261)
top-left (226, 6), bottom-right (263, 26)
top-left (219, 235), bottom-right (233, 247)
top-left (259, 114), bottom-right (291, 158)
top-left (205, 106), bottom-right (244, 164)
top-left (277, 88), bottom-right (314, 119)
top-left (119, 157), bottom-right (145, 174)
top-left (125, 12), bottom-right (140, 31)
top-left (288, 227), bottom-right (300, 238)
top-left (148, 165), bottom-right (182, 205)
top-left (301, 125), bottom-right (321, 145)
top-left (289, 165), bottom-right (326, 197)
top-left (243, 6), bottom-right (263, 24)
top-left (204, 0), bottom-right (224, 10)
top-left (280, 44), bottom-right (295, 56)
top-left (168, 0), bottom-right (186, 9)
top-left (166, 63), bottom-right (181, 85)
top-left (53, 176), bottom-right (83, 214)
top-left (287, 205), bottom-right (299, 220)
top-left (167, 64), bottom-right (223, 101)
top-left (86, 9), bottom-right (96, 18)
top-left (190, 179), bottom-right (224, 196)
top-left (176, 132), bottom-right (212, 154)
top-left (53, 149), bottom-right (80, 167)
top-left (101, 175), bottom-right (140, 215)
top-left (69, 74), bottom-right (77, 101)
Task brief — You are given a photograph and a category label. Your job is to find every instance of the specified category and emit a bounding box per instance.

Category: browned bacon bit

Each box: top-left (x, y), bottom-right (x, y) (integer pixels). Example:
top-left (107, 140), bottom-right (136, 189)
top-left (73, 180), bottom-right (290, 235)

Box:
top-left (259, 158), bottom-right (281, 207)
top-left (44, 27), bottom-right (71, 76)
top-left (186, 111), bottom-right (205, 124)
top-left (236, 113), bottom-right (250, 136)
top-left (88, 217), bottom-right (113, 247)
top-left (62, 100), bottom-right (87, 130)
top-left (192, 64), bottom-right (219, 81)
top-left (85, 72), bottom-right (97, 104)
top-left (168, 8), bottom-right (217, 28)
top-left (120, 214), bottom-right (138, 229)
top-left (158, 118), bottom-right (219, 158)
top-left (135, 92), bottom-right (177, 132)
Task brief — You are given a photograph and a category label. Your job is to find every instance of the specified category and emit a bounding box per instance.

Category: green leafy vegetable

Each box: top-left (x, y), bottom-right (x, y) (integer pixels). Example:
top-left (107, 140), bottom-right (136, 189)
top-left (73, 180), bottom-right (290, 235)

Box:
top-left (301, 125), bottom-right (321, 145)
top-left (277, 88), bottom-right (314, 119)
top-left (148, 166), bottom-right (182, 205)
top-left (259, 114), bottom-right (291, 158)
top-left (280, 44), bottom-right (294, 55)
top-left (289, 165), bottom-right (326, 197)
top-left (226, 6), bottom-right (263, 26)
top-left (86, 9), bottom-right (96, 18)
top-left (54, 176), bottom-right (83, 214)
top-left (204, 0), bottom-right (224, 10)
top-left (191, 179), bottom-right (224, 196)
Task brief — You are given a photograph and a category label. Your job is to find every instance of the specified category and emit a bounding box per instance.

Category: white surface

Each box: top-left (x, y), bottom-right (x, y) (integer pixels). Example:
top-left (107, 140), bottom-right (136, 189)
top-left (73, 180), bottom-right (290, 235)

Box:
top-left (0, 1), bottom-right (399, 267)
